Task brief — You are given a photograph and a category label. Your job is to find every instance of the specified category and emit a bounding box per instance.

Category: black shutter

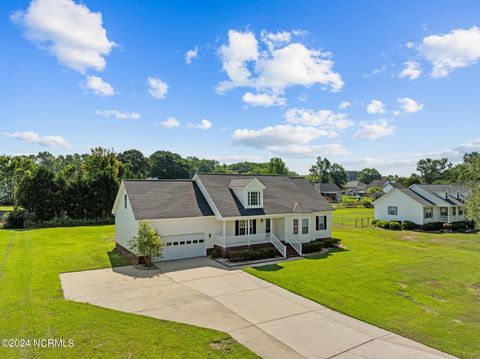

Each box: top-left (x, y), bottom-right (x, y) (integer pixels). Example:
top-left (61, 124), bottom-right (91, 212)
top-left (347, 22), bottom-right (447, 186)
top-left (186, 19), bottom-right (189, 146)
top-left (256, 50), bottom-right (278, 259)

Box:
top-left (235, 220), bottom-right (239, 236)
top-left (315, 216), bottom-right (319, 231)
top-left (252, 219), bottom-right (256, 234)
top-left (323, 216), bottom-right (327, 230)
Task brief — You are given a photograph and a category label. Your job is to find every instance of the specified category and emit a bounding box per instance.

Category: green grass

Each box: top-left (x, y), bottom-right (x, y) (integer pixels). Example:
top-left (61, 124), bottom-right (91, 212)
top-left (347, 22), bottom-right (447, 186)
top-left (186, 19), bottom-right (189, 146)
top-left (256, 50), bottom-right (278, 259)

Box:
top-left (332, 207), bottom-right (374, 226)
top-left (246, 209), bottom-right (480, 359)
top-left (0, 225), bottom-right (257, 359)
top-left (0, 205), bottom-right (14, 212)
top-left (341, 195), bottom-right (372, 203)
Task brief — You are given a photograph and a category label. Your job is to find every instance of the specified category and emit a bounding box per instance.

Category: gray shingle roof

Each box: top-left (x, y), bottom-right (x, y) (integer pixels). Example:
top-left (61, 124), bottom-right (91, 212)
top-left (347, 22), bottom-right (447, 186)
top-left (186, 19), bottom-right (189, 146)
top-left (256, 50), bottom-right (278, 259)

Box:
top-left (228, 178), bottom-right (255, 188)
top-left (196, 173), bottom-right (333, 217)
top-left (388, 182), bottom-right (405, 189)
top-left (346, 181), bottom-right (367, 189)
top-left (124, 180), bottom-right (214, 220)
top-left (316, 183), bottom-right (342, 192)
top-left (398, 188), bottom-right (435, 206)
top-left (367, 179), bottom-right (388, 188)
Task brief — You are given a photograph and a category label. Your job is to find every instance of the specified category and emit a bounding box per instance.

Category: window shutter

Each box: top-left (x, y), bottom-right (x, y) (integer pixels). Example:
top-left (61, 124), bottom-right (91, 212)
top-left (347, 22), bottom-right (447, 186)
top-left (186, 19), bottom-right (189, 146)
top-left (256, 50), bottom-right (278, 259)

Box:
top-left (323, 216), bottom-right (327, 230)
top-left (235, 220), bottom-right (239, 236)
top-left (252, 219), bottom-right (256, 234)
top-left (316, 216), bottom-right (319, 231)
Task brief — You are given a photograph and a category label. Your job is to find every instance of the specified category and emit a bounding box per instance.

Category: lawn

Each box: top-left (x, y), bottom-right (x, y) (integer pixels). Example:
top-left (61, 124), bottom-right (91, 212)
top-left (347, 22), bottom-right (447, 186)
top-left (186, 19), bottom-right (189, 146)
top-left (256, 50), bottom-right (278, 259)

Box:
top-left (332, 207), bottom-right (374, 226)
top-left (246, 210), bottom-right (480, 359)
top-left (0, 205), bottom-right (14, 212)
top-left (0, 225), bottom-right (257, 359)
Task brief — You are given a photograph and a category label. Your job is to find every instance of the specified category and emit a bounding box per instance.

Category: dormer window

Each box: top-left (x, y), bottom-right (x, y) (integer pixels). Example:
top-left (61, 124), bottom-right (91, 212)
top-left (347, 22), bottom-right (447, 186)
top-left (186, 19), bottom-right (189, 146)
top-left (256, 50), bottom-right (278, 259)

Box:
top-left (248, 191), bottom-right (261, 206)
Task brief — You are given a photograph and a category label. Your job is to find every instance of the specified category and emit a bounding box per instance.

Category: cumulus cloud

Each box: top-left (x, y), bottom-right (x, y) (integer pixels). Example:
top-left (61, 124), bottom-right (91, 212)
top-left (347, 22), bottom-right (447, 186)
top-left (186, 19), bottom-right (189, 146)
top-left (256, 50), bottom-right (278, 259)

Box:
top-left (96, 109), bottom-right (140, 120)
top-left (406, 42), bottom-right (415, 49)
top-left (397, 97), bottom-right (424, 113)
top-left (284, 108), bottom-right (353, 138)
top-left (216, 29), bottom-right (344, 105)
top-left (188, 119), bottom-right (212, 130)
top-left (185, 46), bottom-right (198, 64)
top-left (398, 61), bottom-right (421, 80)
top-left (84, 75), bottom-right (115, 96)
top-left (454, 138), bottom-right (480, 153)
top-left (147, 77), bottom-right (169, 99)
top-left (160, 117), bottom-right (181, 128)
top-left (339, 101), bottom-right (351, 109)
top-left (6, 131), bottom-right (72, 148)
top-left (420, 26), bottom-right (480, 77)
top-left (366, 100), bottom-right (386, 114)
top-left (242, 92), bottom-right (286, 107)
top-left (354, 119), bottom-right (395, 140)
top-left (12, 0), bottom-right (115, 73)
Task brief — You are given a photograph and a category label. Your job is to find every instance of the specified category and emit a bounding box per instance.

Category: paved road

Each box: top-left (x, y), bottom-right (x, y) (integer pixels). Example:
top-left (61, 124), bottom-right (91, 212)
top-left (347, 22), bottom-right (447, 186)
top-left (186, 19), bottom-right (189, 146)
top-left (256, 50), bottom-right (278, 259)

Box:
top-left (60, 258), bottom-right (456, 359)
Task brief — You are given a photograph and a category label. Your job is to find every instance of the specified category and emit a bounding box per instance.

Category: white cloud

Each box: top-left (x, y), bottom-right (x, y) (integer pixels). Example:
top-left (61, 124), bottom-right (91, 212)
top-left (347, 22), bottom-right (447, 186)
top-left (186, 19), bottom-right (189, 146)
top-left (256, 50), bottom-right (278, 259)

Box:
top-left (454, 138), bottom-right (480, 153)
top-left (398, 61), bottom-right (421, 80)
top-left (185, 46), bottom-right (198, 64)
top-left (339, 101), bottom-right (351, 109)
top-left (6, 131), bottom-right (72, 148)
top-left (84, 75), bottom-right (115, 96)
top-left (366, 99), bottom-right (386, 114)
top-left (96, 109), bottom-right (140, 120)
top-left (188, 119), bottom-right (212, 130)
top-left (12, 0), bottom-right (115, 73)
top-left (420, 26), bottom-right (480, 77)
top-left (242, 92), bottom-right (286, 107)
top-left (284, 107), bottom-right (353, 137)
top-left (216, 29), bottom-right (344, 102)
top-left (397, 97), bottom-right (424, 113)
top-left (354, 119), bottom-right (395, 140)
top-left (406, 42), bottom-right (415, 49)
top-left (160, 117), bottom-right (181, 128)
top-left (147, 77), bottom-right (169, 99)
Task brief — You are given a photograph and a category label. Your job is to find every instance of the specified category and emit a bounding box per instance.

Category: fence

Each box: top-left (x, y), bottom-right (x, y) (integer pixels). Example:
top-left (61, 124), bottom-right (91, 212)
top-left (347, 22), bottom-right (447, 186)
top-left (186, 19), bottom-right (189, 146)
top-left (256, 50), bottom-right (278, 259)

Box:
top-left (333, 217), bottom-right (373, 228)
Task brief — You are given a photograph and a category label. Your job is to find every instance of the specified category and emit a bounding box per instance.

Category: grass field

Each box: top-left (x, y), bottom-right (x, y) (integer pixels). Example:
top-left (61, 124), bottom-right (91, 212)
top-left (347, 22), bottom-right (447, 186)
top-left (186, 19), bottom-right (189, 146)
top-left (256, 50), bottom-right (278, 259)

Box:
top-left (246, 208), bottom-right (480, 359)
top-left (332, 207), bottom-right (374, 226)
top-left (0, 225), bottom-right (256, 359)
top-left (0, 205), bottom-right (14, 211)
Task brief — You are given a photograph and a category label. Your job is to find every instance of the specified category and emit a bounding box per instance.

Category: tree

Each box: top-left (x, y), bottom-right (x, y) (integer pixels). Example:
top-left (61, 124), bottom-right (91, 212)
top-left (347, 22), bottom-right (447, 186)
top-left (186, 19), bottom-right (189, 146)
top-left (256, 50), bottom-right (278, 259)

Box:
top-left (16, 166), bottom-right (62, 222)
top-left (267, 158), bottom-right (289, 175)
top-left (129, 221), bottom-right (164, 267)
top-left (186, 156), bottom-right (218, 176)
top-left (357, 168), bottom-right (382, 184)
top-left (118, 149), bottom-right (149, 179)
top-left (416, 158), bottom-right (452, 183)
top-left (308, 157), bottom-right (347, 187)
top-left (367, 186), bottom-right (382, 194)
top-left (149, 151), bottom-right (191, 179)
top-left (0, 155), bottom-right (37, 205)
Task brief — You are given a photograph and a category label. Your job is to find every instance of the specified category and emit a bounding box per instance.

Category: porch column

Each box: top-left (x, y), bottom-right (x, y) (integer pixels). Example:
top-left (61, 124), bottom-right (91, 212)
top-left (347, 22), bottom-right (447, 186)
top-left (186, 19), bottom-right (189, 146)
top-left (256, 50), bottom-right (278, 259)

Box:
top-left (247, 219), bottom-right (250, 246)
top-left (447, 207), bottom-right (450, 224)
top-left (223, 221), bottom-right (226, 247)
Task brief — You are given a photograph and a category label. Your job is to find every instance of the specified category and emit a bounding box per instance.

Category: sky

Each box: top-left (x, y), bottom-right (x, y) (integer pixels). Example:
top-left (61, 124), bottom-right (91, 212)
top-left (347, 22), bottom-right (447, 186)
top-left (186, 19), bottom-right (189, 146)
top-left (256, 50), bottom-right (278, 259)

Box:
top-left (1, 0), bottom-right (480, 176)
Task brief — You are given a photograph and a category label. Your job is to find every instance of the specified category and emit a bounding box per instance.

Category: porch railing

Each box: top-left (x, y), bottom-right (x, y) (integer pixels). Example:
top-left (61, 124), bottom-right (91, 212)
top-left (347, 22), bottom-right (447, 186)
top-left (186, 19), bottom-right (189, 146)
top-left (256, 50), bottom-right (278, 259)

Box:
top-left (214, 232), bottom-right (287, 258)
top-left (286, 232), bottom-right (302, 256)
top-left (270, 233), bottom-right (286, 258)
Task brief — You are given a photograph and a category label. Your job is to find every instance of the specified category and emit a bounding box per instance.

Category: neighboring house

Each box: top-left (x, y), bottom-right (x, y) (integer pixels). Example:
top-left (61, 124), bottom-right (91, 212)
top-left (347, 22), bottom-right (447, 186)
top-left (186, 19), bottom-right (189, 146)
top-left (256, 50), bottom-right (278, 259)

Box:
top-left (367, 179), bottom-right (406, 199)
top-left (373, 184), bottom-right (469, 225)
top-left (345, 181), bottom-right (367, 196)
top-left (313, 182), bottom-right (342, 202)
top-left (112, 173), bottom-right (334, 262)
top-left (383, 181), bottom-right (405, 193)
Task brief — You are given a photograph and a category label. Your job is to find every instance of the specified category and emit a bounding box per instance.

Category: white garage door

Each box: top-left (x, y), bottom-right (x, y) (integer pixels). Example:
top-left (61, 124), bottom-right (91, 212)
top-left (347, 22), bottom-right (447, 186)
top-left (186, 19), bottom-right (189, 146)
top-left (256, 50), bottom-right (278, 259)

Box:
top-left (157, 233), bottom-right (206, 261)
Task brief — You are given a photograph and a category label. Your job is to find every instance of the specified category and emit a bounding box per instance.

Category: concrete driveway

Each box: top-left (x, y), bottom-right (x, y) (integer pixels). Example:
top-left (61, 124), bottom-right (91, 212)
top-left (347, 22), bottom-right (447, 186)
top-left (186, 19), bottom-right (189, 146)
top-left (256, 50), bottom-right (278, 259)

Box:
top-left (60, 258), bottom-right (455, 359)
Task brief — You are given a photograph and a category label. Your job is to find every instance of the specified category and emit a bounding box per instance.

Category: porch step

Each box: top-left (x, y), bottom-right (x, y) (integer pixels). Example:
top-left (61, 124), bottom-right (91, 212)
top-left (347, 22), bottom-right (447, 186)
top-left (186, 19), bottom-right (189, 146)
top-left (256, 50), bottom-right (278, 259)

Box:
top-left (285, 243), bottom-right (301, 258)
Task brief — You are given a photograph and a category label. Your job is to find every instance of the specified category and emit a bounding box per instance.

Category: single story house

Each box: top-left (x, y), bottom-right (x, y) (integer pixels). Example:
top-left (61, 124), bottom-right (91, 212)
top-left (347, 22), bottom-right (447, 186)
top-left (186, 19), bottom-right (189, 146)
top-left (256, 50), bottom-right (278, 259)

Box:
top-left (367, 179), bottom-right (406, 199)
top-left (112, 173), bottom-right (334, 262)
top-left (373, 183), bottom-right (469, 225)
top-left (313, 182), bottom-right (342, 202)
top-left (345, 181), bottom-right (367, 196)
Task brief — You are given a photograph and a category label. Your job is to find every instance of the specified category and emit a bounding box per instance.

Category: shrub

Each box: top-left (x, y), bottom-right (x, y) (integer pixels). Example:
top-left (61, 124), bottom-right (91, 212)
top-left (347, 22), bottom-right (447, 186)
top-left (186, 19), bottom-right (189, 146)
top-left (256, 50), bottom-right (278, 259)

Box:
top-left (422, 222), bottom-right (443, 231)
top-left (322, 238), bottom-right (341, 247)
top-left (443, 222), bottom-right (454, 231)
top-left (451, 221), bottom-right (468, 231)
top-left (376, 220), bottom-right (390, 229)
top-left (389, 221), bottom-right (401, 230)
top-left (371, 219), bottom-right (379, 226)
top-left (210, 247), bottom-right (220, 259)
top-left (401, 221), bottom-right (415, 230)
top-left (3, 209), bottom-right (25, 229)
top-left (26, 215), bottom-right (114, 228)
top-left (302, 241), bottom-right (325, 253)
top-left (227, 247), bottom-right (277, 262)
top-left (361, 200), bottom-right (373, 208)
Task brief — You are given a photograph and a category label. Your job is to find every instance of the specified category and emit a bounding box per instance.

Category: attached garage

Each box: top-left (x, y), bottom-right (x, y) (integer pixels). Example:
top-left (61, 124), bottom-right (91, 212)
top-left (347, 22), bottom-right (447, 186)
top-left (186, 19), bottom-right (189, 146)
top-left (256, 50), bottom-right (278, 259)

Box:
top-left (158, 233), bottom-right (206, 261)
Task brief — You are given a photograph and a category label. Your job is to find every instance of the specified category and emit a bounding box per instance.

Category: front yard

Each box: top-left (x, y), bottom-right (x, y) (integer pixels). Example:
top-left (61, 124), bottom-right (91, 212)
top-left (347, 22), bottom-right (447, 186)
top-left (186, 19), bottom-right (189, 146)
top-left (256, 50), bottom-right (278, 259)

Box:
top-left (246, 209), bottom-right (480, 359)
top-left (0, 226), bottom-right (256, 359)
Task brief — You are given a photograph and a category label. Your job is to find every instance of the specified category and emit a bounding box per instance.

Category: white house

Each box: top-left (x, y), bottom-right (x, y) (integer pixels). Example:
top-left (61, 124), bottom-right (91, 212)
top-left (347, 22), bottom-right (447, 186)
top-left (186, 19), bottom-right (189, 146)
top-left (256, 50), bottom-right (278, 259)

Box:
top-left (313, 182), bottom-right (342, 202)
top-left (112, 173), bottom-right (334, 262)
top-left (373, 184), bottom-right (469, 225)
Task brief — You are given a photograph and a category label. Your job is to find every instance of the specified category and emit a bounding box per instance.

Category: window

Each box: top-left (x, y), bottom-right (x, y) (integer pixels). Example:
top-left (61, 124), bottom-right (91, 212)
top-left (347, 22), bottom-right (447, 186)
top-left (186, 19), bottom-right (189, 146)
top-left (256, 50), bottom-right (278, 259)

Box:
top-left (237, 220), bottom-right (246, 235)
top-left (199, 239), bottom-right (204, 243)
top-left (180, 241), bottom-right (185, 245)
top-left (440, 207), bottom-right (448, 216)
top-left (173, 242), bottom-right (179, 246)
top-left (459, 207), bottom-right (464, 215)
top-left (388, 206), bottom-right (398, 216)
top-left (302, 219), bottom-right (309, 234)
top-left (316, 216), bottom-right (327, 230)
top-left (424, 208), bottom-right (433, 219)
top-left (249, 219), bottom-right (257, 235)
top-left (124, 194), bottom-right (127, 209)
top-left (293, 219), bottom-right (299, 234)
top-left (186, 240), bottom-right (192, 244)
top-left (192, 240), bottom-right (198, 244)
top-left (452, 207), bottom-right (457, 216)
top-left (248, 191), bottom-right (261, 206)
top-left (166, 242), bottom-right (172, 246)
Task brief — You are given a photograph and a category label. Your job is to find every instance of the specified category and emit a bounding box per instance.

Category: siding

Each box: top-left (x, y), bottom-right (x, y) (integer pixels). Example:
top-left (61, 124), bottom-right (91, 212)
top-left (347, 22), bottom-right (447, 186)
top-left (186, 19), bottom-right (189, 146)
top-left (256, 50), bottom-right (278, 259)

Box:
top-left (374, 190), bottom-right (424, 224)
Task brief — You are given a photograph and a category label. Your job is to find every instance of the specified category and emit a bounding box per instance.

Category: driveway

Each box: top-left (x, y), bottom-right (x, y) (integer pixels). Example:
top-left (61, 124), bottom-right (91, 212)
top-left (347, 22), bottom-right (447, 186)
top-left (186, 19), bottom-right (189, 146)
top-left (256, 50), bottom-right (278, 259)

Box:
top-left (60, 258), bottom-right (455, 359)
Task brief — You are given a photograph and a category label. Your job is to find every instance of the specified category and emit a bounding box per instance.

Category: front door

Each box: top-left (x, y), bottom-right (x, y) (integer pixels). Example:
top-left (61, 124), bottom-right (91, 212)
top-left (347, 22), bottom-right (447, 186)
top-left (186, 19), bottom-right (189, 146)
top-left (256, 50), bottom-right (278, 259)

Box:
top-left (265, 218), bottom-right (271, 233)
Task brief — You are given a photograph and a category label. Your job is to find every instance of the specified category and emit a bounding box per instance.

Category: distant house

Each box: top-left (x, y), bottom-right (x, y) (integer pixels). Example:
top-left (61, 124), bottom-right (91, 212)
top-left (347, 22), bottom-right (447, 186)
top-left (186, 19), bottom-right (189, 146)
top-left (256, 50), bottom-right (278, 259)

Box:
top-left (383, 181), bottom-right (405, 193)
top-left (345, 181), bottom-right (367, 196)
top-left (112, 173), bottom-right (333, 262)
top-left (373, 184), bottom-right (469, 225)
top-left (313, 182), bottom-right (342, 202)
top-left (367, 179), bottom-right (406, 199)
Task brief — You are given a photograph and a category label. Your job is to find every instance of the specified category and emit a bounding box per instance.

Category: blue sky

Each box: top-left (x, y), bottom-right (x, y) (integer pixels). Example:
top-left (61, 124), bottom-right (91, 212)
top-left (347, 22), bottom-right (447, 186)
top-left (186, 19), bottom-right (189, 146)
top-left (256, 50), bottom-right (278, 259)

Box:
top-left (1, 0), bottom-right (480, 175)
